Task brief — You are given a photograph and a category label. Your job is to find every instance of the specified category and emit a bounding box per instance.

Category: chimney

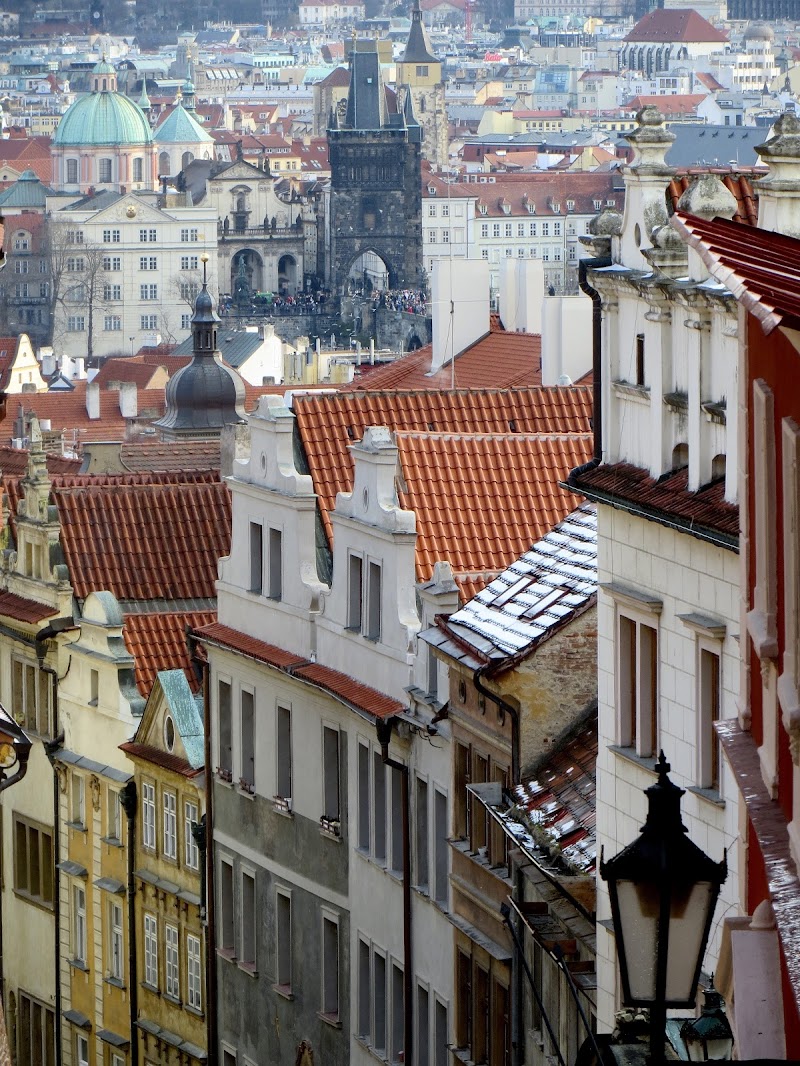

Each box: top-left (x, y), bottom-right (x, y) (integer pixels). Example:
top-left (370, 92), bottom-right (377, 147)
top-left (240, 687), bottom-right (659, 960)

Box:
top-left (119, 381), bottom-right (138, 418)
top-left (431, 259), bottom-right (490, 374)
top-left (498, 259), bottom-right (544, 334)
top-left (755, 111), bottom-right (800, 237)
top-left (86, 381), bottom-right (100, 420)
top-left (38, 346), bottom-right (55, 377)
top-left (541, 292), bottom-right (593, 386)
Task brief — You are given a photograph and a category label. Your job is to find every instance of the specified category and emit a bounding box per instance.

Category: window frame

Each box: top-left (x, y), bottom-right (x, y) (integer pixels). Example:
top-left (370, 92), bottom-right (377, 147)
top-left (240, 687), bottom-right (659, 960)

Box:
top-left (141, 780), bottom-right (156, 851)
top-left (144, 911), bottom-right (158, 988)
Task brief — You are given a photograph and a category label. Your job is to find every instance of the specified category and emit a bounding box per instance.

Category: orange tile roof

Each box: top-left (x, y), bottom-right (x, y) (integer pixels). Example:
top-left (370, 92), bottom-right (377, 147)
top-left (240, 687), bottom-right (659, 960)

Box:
top-left (53, 480), bottom-right (231, 601)
top-left (7, 385), bottom-right (168, 447)
top-left (93, 359), bottom-right (166, 389)
top-left (118, 440), bottom-right (221, 474)
top-left (395, 432), bottom-right (592, 586)
top-left (623, 94), bottom-right (706, 116)
top-left (124, 610), bottom-right (217, 695)
top-left (0, 446), bottom-right (81, 479)
top-left (0, 591), bottom-right (58, 624)
top-left (194, 622), bottom-right (403, 720)
top-left (120, 740), bottom-right (202, 778)
top-left (624, 8), bottom-right (727, 42)
top-left (668, 172), bottom-right (759, 227)
top-left (344, 329), bottom-right (542, 392)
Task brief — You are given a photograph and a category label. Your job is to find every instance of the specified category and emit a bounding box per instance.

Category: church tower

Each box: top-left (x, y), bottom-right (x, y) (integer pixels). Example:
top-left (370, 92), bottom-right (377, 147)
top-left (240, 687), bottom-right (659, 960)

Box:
top-left (326, 39), bottom-right (423, 294)
top-left (396, 0), bottom-right (447, 168)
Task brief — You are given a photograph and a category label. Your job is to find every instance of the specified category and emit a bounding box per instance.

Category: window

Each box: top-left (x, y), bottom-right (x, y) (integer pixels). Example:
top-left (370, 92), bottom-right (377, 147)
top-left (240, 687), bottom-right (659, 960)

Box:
top-left (76, 1034), bottom-right (89, 1066)
top-left (374, 950), bottom-right (388, 1051)
top-left (165, 923), bottom-right (180, 998)
top-left (374, 750), bottom-right (387, 862)
top-left (617, 610), bottom-right (659, 757)
top-left (103, 284), bottom-right (121, 300)
top-left (240, 870), bottom-right (256, 969)
top-left (66, 158), bottom-right (78, 184)
top-left (492, 223), bottom-right (500, 238)
top-left (416, 777), bottom-right (429, 890)
top-left (140, 284), bottom-right (158, 300)
top-left (13, 231), bottom-right (29, 251)
top-left (276, 891), bottom-right (292, 989)
top-left (366, 562), bottom-right (382, 641)
top-left (359, 938), bottom-right (371, 1039)
top-left (109, 900), bottom-right (124, 981)
top-left (635, 333), bottom-right (645, 387)
top-left (348, 554), bottom-right (363, 630)
top-left (454, 742), bottom-right (471, 839)
top-left (133, 157), bottom-right (144, 182)
top-left (429, 205), bottom-right (437, 218)
top-left (107, 788), bottom-right (121, 842)
top-left (11, 659), bottom-right (54, 737)
top-left (139, 228), bottom-right (157, 242)
top-left (435, 998), bottom-right (448, 1066)
top-left (15, 282), bottom-right (29, 299)
top-left (17, 992), bottom-right (55, 1066)
top-left (442, 231), bottom-right (449, 244)
top-left (219, 859), bottom-right (234, 954)
top-left (416, 64), bottom-right (429, 76)
top-left (277, 705), bottom-right (292, 802)
top-left (67, 316), bottom-right (85, 332)
top-left (240, 689), bottom-right (255, 791)
top-left (481, 249), bottom-right (489, 260)
top-left (102, 228), bottom-right (121, 243)
top-left (517, 223), bottom-right (525, 236)
top-left (40, 282), bottom-right (49, 298)
top-left (433, 789), bottom-right (448, 904)
top-left (142, 782), bottom-right (156, 850)
top-left (185, 800), bottom-right (200, 870)
top-left (358, 742), bottom-right (371, 851)
top-left (139, 256), bottom-right (158, 270)
top-left (698, 646), bottom-right (721, 790)
top-left (268, 528), bottom-right (282, 600)
top-left (442, 204), bottom-right (449, 217)
top-left (187, 933), bottom-right (202, 1010)
top-left (103, 256), bottom-right (121, 271)
top-left (14, 817), bottom-right (53, 907)
top-left (249, 522), bottom-right (263, 592)
top-left (144, 913), bottom-right (158, 987)
top-left (749, 379), bottom-right (777, 658)
top-left (554, 221), bottom-right (562, 236)
top-left (218, 679), bottom-right (232, 779)
top-left (14, 260), bottom-right (28, 274)
top-left (481, 223), bottom-right (488, 238)
top-left (417, 984), bottom-right (430, 1066)
top-left (163, 791), bottom-right (177, 859)
top-left (181, 255), bottom-right (199, 270)
top-left (390, 767), bottom-right (403, 875)
top-left (181, 314), bottom-right (192, 330)
top-left (321, 913), bottom-right (339, 1018)
top-left (71, 773), bottom-right (85, 827)
top-left (104, 315), bottom-right (122, 332)
top-left (504, 222), bottom-right (512, 238)
top-left (392, 963), bottom-right (405, 1063)
top-left (181, 228), bottom-right (199, 242)
top-left (323, 726), bottom-right (340, 825)
top-left (99, 158), bottom-right (112, 182)
top-left (141, 315), bottom-right (158, 330)
top-left (73, 885), bottom-right (87, 963)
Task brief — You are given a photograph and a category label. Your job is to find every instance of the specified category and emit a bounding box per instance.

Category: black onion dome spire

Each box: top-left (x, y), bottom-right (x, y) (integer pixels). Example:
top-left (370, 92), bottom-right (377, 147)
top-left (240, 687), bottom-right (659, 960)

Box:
top-left (154, 263), bottom-right (246, 440)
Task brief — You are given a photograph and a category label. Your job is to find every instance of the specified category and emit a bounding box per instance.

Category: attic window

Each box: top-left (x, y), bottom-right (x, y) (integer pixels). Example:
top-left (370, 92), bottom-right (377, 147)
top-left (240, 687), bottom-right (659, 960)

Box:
top-left (566, 199), bottom-right (575, 211)
top-left (526, 202), bottom-right (535, 214)
top-left (164, 715), bottom-right (175, 752)
top-left (552, 203), bottom-right (561, 213)
top-left (606, 199), bottom-right (616, 207)
top-left (593, 199), bottom-right (602, 210)
top-left (428, 186), bottom-right (436, 195)
top-left (502, 202), bottom-right (510, 214)
top-left (478, 203), bottom-right (487, 215)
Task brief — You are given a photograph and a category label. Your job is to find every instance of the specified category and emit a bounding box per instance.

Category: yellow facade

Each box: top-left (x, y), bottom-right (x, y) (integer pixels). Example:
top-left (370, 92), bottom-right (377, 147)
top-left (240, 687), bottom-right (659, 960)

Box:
top-left (123, 672), bottom-right (207, 1066)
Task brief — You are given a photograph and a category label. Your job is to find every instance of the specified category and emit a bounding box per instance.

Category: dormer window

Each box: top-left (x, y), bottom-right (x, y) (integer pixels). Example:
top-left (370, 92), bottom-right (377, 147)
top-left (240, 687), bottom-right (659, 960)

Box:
top-left (501, 202), bottom-right (510, 215)
top-left (526, 202), bottom-right (535, 214)
top-left (428, 186), bottom-right (436, 195)
top-left (593, 199), bottom-right (602, 210)
top-left (552, 203), bottom-right (561, 213)
top-left (478, 203), bottom-right (487, 215)
top-left (566, 199), bottom-right (575, 211)
top-left (607, 199), bottom-right (616, 207)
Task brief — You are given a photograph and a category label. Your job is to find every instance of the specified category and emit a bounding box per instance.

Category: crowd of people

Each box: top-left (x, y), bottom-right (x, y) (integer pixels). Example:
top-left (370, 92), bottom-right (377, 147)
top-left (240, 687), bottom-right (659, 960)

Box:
top-left (219, 290), bottom-right (332, 316)
top-left (371, 288), bottom-right (428, 315)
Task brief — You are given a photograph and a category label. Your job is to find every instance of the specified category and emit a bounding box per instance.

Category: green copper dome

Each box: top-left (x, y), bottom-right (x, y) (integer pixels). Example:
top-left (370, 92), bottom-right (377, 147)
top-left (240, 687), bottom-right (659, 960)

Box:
top-left (53, 80), bottom-right (153, 148)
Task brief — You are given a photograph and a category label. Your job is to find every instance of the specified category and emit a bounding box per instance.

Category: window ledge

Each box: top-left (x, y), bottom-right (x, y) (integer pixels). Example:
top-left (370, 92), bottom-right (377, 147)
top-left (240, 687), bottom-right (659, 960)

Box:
top-left (272, 797), bottom-right (293, 817)
top-left (13, 889), bottom-right (54, 913)
top-left (608, 745), bottom-right (659, 775)
top-left (354, 1036), bottom-right (389, 1063)
top-left (103, 976), bottom-right (125, 990)
top-left (317, 1011), bottom-right (342, 1030)
top-left (612, 380), bottom-right (650, 403)
top-left (69, 959), bottom-right (90, 972)
top-left (216, 948), bottom-right (237, 964)
top-left (163, 993), bottom-right (182, 1007)
top-left (67, 820), bottom-right (87, 832)
top-left (687, 785), bottom-right (725, 809)
top-left (272, 983), bottom-right (294, 1001)
top-left (238, 961), bottom-right (258, 978)
top-left (141, 982), bottom-right (160, 994)
top-left (101, 836), bottom-right (123, 849)
top-left (237, 786), bottom-right (256, 801)
top-left (184, 1004), bottom-right (204, 1019)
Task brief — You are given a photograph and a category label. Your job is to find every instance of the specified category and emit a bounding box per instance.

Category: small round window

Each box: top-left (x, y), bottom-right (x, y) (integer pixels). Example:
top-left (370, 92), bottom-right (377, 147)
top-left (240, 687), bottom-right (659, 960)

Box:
top-left (164, 715), bottom-right (175, 752)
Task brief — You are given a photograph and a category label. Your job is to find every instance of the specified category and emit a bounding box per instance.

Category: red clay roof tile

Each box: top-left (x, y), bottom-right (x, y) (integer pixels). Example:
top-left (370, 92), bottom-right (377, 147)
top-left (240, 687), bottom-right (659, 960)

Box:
top-left (120, 740), bottom-right (201, 777)
top-left (124, 610), bottom-right (217, 696)
top-left (194, 621), bottom-right (307, 670)
top-left (0, 591), bottom-right (58, 624)
top-left (293, 663), bottom-right (403, 719)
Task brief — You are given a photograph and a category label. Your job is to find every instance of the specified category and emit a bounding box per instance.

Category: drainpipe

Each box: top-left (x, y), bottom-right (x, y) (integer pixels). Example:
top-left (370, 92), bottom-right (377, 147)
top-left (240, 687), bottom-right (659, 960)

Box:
top-left (43, 730), bottom-right (64, 1066)
top-left (473, 666), bottom-right (520, 787)
top-left (201, 656), bottom-right (218, 1066)
top-left (376, 717), bottom-right (413, 1066)
top-left (119, 781), bottom-right (138, 1066)
top-left (576, 253), bottom-right (612, 471)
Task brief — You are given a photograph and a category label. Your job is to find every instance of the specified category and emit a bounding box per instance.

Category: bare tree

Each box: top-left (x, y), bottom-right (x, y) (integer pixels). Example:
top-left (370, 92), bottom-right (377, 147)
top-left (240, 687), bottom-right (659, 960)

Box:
top-left (45, 221), bottom-right (114, 368)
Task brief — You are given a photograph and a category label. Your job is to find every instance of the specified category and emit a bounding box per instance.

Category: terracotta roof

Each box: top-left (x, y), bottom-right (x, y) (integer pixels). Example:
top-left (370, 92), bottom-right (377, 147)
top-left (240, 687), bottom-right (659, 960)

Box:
top-left (568, 461), bottom-right (738, 545)
top-left (118, 440), bottom-right (221, 474)
top-left (623, 94), bottom-right (706, 116)
top-left (624, 8), bottom-right (728, 43)
top-left (396, 432), bottom-right (592, 587)
top-left (421, 170), bottom-right (624, 218)
top-left (671, 209), bottom-right (800, 333)
top-left (194, 621), bottom-right (403, 720)
top-left (668, 172), bottom-right (758, 226)
top-left (53, 480), bottom-right (231, 601)
top-left (8, 385), bottom-right (167, 447)
top-left (294, 387), bottom-right (592, 549)
top-left (120, 740), bottom-right (201, 777)
top-left (0, 590), bottom-right (58, 624)
top-left (0, 446), bottom-right (81, 479)
top-left (124, 610), bottom-right (217, 696)
top-left (93, 359), bottom-right (166, 390)
top-left (344, 329), bottom-right (542, 392)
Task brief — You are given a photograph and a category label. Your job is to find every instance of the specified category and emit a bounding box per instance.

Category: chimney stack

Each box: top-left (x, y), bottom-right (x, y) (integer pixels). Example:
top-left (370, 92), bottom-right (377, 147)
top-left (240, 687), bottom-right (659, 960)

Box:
top-left (119, 381), bottom-right (138, 418)
top-left (86, 381), bottom-right (101, 420)
top-left (431, 259), bottom-right (489, 374)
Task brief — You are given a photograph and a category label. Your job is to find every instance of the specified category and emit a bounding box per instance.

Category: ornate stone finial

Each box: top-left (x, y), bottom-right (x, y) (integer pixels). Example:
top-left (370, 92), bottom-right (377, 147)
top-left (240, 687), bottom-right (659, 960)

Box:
top-left (677, 173), bottom-right (738, 222)
top-left (625, 105), bottom-right (676, 172)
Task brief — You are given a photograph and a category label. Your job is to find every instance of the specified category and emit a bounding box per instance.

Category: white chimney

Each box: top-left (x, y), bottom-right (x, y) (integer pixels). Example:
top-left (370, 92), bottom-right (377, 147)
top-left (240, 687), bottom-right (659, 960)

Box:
top-left (431, 259), bottom-right (489, 373)
top-left (86, 381), bottom-right (101, 420)
top-left (38, 346), bottom-right (56, 378)
top-left (498, 259), bottom-right (544, 334)
top-left (541, 293), bottom-right (593, 386)
top-left (119, 381), bottom-right (138, 418)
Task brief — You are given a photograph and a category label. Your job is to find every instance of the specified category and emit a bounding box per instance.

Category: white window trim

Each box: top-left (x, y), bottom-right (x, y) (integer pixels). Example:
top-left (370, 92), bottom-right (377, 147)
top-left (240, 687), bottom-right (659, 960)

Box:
top-left (603, 584), bottom-right (661, 758)
top-left (747, 378), bottom-right (778, 659)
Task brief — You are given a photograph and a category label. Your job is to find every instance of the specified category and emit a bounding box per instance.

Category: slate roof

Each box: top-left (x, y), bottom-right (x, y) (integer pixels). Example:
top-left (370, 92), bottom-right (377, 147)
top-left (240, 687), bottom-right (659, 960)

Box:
top-left (423, 502), bottom-right (597, 672)
top-left (664, 124), bottom-right (767, 169)
top-left (153, 101), bottom-right (214, 145)
top-left (195, 621), bottom-right (404, 720)
top-left (53, 480), bottom-right (231, 602)
top-left (567, 462), bottom-right (738, 547)
top-left (172, 329), bottom-right (263, 369)
top-left (123, 611), bottom-right (216, 696)
top-left (0, 168), bottom-right (54, 208)
top-left (624, 8), bottom-right (728, 43)
top-left (344, 328), bottom-right (542, 392)
top-left (502, 709), bottom-right (598, 874)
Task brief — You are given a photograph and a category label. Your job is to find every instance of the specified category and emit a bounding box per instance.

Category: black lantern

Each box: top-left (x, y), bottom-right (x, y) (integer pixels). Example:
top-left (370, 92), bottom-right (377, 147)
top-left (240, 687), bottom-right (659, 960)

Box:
top-left (601, 753), bottom-right (727, 1064)
top-left (680, 985), bottom-right (734, 1061)
top-left (0, 701), bottom-right (32, 793)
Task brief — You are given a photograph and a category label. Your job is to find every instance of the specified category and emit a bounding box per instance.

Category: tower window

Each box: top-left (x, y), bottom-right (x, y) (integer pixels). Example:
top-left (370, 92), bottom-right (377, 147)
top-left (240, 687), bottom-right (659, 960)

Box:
top-left (416, 65), bottom-right (429, 76)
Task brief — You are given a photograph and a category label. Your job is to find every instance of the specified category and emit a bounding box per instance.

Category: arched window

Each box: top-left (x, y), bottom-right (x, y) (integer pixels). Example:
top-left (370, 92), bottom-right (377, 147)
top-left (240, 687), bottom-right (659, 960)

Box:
top-left (182, 151), bottom-right (194, 169)
top-left (66, 158), bottom-right (78, 184)
top-left (102, 78), bottom-right (107, 90)
top-left (237, 194), bottom-right (246, 212)
top-left (672, 443), bottom-right (689, 470)
top-left (133, 158), bottom-right (143, 183)
top-left (159, 151), bottom-right (170, 175)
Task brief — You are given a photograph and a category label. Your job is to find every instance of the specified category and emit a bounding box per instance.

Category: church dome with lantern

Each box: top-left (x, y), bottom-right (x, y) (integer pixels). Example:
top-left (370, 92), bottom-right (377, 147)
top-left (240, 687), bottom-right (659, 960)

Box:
top-left (51, 59), bottom-right (157, 194)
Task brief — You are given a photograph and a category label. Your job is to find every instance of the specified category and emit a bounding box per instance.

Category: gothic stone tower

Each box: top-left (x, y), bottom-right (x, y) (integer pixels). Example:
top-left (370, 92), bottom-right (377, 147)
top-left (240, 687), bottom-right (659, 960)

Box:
top-left (327, 40), bottom-right (423, 293)
top-left (397, 0), bottom-right (448, 168)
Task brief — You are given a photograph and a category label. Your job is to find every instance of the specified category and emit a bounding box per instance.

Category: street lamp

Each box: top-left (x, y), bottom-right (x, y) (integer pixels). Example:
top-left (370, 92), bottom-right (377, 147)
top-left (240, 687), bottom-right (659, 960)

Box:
top-left (0, 700), bottom-right (32, 793)
top-left (680, 985), bottom-right (734, 1062)
top-left (600, 753), bottom-right (727, 1065)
